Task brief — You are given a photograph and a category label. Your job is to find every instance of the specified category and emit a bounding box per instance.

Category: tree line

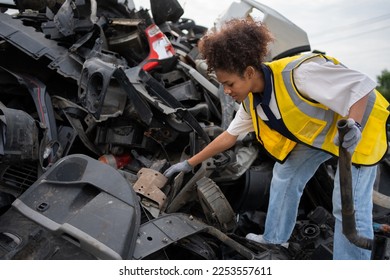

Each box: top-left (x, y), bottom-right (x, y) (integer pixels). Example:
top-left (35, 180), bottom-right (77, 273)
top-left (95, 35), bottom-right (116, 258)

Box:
top-left (377, 69), bottom-right (390, 101)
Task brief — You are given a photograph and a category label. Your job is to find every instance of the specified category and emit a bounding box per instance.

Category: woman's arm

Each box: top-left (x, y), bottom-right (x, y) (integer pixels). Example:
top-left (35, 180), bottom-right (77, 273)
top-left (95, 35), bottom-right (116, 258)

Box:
top-left (348, 94), bottom-right (370, 124)
top-left (187, 131), bottom-right (238, 167)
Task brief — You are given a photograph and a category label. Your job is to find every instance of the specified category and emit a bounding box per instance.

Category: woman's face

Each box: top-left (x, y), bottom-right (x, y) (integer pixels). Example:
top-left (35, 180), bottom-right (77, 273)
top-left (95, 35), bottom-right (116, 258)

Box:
top-left (215, 68), bottom-right (257, 102)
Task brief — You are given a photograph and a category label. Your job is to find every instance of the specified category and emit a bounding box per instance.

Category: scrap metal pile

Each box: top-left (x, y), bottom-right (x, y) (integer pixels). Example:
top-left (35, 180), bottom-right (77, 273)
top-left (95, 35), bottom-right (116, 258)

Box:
top-left (0, 0), bottom-right (389, 260)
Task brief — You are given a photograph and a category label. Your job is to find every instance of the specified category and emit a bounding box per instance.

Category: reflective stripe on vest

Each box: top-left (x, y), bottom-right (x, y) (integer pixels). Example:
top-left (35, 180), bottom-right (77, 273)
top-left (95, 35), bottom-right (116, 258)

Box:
top-left (242, 96), bottom-right (297, 163)
top-left (244, 53), bottom-right (389, 165)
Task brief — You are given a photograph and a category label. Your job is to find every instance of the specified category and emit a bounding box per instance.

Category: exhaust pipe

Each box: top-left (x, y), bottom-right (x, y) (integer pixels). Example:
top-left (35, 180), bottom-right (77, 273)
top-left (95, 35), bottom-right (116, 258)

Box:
top-left (337, 119), bottom-right (373, 250)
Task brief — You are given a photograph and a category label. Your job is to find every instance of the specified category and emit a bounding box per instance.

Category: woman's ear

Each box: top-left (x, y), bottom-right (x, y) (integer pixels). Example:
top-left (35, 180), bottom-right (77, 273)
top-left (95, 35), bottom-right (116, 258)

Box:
top-left (245, 66), bottom-right (255, 79)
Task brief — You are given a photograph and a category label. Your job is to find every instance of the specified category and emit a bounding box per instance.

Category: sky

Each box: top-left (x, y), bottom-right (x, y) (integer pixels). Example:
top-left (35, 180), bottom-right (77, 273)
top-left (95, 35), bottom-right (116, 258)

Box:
top-left (135, 0), bottom-right (390, 83)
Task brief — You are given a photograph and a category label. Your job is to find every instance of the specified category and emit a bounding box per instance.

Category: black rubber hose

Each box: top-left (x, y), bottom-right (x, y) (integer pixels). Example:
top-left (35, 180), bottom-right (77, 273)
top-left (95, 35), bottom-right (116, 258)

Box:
top-left (337, 119), bottom-right (373, 250)
top-left (203, 226), bottom-right (254, 260)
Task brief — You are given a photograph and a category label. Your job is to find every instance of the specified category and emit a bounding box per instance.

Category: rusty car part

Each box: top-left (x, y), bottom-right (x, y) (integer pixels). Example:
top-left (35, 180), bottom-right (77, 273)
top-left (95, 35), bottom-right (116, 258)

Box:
top-left (133, 168), bottom-right (168, 211)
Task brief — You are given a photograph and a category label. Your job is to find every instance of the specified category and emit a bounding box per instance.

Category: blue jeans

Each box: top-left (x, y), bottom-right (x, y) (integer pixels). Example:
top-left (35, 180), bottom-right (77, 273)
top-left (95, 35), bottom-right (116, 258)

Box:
top-left (262, 144), bottom-right (376, 260)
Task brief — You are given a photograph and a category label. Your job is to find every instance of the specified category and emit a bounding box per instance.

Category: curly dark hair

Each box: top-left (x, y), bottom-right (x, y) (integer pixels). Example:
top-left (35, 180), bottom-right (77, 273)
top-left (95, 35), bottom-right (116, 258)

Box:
top-left (198, 19), bottom-right (273, 77)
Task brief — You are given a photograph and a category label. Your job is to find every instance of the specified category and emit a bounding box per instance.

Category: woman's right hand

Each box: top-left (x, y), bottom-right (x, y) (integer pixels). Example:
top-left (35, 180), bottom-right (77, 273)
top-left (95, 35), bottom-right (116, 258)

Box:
top-left (163, 160), bottom-right (192, 178)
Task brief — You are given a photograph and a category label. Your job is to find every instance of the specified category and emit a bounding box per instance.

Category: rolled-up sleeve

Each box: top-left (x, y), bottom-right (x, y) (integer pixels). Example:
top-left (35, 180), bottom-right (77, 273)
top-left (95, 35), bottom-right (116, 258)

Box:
top-left (294, 57), bottom-right (377, 117)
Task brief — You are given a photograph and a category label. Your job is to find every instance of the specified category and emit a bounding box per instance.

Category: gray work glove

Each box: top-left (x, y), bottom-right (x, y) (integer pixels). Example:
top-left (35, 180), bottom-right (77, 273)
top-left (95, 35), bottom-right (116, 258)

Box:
top-left (163, 160), bottom-right (192, 178)
top-left (333, 118), bottom-right (362, 153)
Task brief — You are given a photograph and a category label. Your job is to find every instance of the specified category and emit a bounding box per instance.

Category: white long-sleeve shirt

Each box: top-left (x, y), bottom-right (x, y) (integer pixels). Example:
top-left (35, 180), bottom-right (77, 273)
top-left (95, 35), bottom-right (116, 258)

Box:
top-left (227, 56), bottom-right (377, 137)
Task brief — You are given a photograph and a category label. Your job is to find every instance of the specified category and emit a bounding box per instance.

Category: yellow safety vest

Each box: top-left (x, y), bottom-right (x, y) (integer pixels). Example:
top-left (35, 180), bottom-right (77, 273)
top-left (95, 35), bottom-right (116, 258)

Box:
top-left (243, 53), bottom-right (389, 165)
